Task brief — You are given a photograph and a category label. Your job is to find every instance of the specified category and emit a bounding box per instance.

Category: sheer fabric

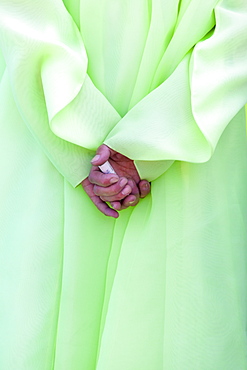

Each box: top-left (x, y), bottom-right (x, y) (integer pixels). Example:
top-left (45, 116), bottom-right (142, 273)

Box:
top-left (0, 0), bottom-right (247, 369)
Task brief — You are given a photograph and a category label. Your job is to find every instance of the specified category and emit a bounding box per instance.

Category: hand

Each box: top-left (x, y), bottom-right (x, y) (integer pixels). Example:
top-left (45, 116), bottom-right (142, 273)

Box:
top-left (81, 145), bottom-right (150, 218)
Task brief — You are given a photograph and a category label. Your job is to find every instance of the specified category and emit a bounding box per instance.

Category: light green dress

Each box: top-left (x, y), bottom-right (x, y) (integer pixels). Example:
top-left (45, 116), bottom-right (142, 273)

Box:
top-left (0, 0), bottom-right (247, 369)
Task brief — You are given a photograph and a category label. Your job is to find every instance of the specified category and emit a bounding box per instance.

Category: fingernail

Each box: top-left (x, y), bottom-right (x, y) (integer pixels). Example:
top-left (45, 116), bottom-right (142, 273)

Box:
top-left (122, 186), bottom-right (130, 195)
top-left (128, 196), bottom-right (136, 204)
top-left (91, 155), bottom-right (100, 163)
top-left (110, 177), bottom-right (118, 184)
top-left (143, 183), bottom-right (149, 190)
top-left (119, 178), bottom-right (127, 187)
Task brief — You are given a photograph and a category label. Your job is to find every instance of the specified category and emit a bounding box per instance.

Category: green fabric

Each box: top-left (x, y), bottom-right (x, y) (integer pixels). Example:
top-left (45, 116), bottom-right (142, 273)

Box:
top-left (0, 0), bottom-right (247, 369)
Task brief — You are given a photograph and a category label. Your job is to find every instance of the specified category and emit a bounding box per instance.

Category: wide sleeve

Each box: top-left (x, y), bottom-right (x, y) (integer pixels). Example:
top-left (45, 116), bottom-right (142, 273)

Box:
top-left (0, 0), bottom-right (120, 187)
top-left (104, 0), bottom-right (247, 182)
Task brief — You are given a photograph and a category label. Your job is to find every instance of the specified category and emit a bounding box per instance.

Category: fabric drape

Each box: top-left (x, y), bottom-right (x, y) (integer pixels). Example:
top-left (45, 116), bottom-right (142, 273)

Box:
top-left (0, 0), bottom-right (247, 369)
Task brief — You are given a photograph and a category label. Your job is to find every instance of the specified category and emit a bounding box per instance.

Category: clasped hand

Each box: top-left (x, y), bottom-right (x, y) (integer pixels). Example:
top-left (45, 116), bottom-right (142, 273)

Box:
top-left (81, 145), bottom-right (150, 218)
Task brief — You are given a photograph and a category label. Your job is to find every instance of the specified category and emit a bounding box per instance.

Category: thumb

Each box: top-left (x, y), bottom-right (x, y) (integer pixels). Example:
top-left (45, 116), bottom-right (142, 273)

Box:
top-left (139, 180), bottom-right (151, 198)
top-left (91, 144), bottom-right (111, 166)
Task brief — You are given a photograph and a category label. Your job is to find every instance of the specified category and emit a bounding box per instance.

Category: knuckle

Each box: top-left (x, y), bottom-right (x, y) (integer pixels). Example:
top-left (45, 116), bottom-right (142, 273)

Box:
top-left (93, 185), bottom-right (100, 195)
top-left (88, 173), bottom-right (95, 183)
top-left (108, 184), bottom-right (121, 195)
top-left (101, 176), bottom-right (110, 186)
top-left (132, 199), bottom-right (139, 206)
top-left (116, 193), bottom-right (126, 201)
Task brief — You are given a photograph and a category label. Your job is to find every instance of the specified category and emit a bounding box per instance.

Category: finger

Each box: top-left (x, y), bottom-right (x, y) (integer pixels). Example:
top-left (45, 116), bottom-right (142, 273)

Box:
top-left (82, 178), bottom-right (119, 218)
top-left (100, 184), bottom-right (132, 202)
top-left (101, 179), bottom-right (140, 211)
top-left (110, 194), bottom-right (137, 211)
top-left (92, 194), bottom-right (119, 218)
top-left (93, 177), bottom-right (128, 196)
top-left (117, 178), bottom-right (140, 208)
top-left (112, 194), bottom-right (138, 212)
top-left (121, 179), bottom-right (140, 208)
top-left (110, 179), bottom-right (140, 210)
top-left (127, 178), bottom-right (140, 202)
top-left (91, 144), bottom-right (111, 166)
top-left (110, 201), bottom-right (122, 211)
top-left (139, 180), bottom-right (151, 198)
top-left (121, 194), bottom-right (138, 208)
top-left (89, 166), bottom-right (119, 187)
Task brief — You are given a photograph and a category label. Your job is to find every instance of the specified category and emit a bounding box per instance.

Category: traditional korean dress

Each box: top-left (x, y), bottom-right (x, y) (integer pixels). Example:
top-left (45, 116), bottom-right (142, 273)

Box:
top-left (0, 0), bottom-right (247, 368)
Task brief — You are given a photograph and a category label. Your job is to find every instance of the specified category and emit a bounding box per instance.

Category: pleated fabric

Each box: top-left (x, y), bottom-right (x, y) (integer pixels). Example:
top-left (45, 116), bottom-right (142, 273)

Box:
top-left (0, 0), bottom-right (247, 369)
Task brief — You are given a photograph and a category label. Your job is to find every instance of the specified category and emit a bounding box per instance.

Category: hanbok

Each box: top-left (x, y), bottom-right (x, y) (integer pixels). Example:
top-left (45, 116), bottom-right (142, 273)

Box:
top-left (0, 0), bottom-right (247, 368)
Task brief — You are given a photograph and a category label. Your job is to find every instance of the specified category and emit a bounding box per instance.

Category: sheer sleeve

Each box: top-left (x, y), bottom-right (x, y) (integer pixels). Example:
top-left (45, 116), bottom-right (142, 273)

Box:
top-left (104, 0), bottom-right (247, 181)
top-left (0, 0), bottom-right (120, 187)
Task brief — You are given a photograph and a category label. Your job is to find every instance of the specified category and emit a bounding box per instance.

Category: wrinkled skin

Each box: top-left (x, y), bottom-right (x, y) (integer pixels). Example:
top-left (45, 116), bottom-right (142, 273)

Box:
top-left (81, 145), bottom-right (151, 218)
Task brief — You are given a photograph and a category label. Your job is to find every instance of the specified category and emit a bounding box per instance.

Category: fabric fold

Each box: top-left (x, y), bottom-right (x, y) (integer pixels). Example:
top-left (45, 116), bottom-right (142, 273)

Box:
top-left (0, 0), bottom-right (120, 186)
top-left (105, 0), bottom-right (247, 181)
